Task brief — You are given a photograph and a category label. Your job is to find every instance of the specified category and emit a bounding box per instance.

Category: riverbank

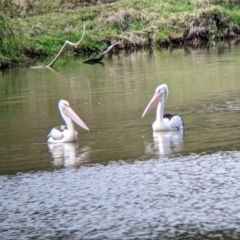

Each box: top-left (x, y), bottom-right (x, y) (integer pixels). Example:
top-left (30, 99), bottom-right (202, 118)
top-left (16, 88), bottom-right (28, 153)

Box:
top-left (1, 0), bottom-right (240, 69)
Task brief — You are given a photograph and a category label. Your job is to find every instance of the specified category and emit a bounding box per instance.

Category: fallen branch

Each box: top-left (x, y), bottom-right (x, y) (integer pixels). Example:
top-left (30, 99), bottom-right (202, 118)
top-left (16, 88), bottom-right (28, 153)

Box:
top-left (83, 41), bottom-right (120, 64)
top-left (31, 23), bottom-right (86, 69)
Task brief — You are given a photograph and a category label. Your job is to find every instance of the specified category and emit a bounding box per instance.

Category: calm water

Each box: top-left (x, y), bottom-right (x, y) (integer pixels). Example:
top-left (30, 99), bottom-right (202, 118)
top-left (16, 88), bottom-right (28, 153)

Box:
top-left (1, 41), bottom-right (240, 239)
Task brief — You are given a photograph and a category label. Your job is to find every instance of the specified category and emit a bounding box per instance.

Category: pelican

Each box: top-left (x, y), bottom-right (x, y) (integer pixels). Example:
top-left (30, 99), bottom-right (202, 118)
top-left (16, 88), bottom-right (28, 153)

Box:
top-left (141, 84), bottom-right (184, 131)
top-left (47, 99), bottom-right (89, 143)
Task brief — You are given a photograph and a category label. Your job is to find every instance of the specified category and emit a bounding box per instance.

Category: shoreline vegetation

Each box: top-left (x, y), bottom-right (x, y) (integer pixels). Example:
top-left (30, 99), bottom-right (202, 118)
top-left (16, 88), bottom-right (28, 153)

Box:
top-left (0, 0), bottom-right (240, 69)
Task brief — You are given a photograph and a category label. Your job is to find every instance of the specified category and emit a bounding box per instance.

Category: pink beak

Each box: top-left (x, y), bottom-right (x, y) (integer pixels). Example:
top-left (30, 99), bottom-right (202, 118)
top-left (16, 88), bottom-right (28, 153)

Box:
top-left (63, 106), bottom-right (90, 131)
top-left (141, 91), bottom-right (162, 118)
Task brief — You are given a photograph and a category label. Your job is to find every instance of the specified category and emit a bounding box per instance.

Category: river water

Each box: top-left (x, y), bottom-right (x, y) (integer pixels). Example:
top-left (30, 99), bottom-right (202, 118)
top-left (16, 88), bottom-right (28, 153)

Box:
top-left (1, 41), bottom-right (240, 239)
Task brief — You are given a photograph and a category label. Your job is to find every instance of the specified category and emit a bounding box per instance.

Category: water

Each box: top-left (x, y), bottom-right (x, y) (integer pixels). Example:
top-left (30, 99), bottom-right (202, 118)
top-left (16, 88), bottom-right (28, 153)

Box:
top-left (1, 41), bottom-right (240, 239)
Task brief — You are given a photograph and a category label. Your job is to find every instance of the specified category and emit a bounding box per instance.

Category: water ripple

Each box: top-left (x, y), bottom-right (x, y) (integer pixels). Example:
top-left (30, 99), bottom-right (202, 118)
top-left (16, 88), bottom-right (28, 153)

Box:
top-left (1, 151), bottom-right (240, 239)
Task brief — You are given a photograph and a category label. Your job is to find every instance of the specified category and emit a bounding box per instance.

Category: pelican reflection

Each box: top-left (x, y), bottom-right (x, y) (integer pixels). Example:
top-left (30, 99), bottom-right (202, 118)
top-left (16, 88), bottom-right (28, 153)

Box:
top-left (48, 142), bottom-right (90, 167)
top-left (145, 130), bottom-right (184, 156)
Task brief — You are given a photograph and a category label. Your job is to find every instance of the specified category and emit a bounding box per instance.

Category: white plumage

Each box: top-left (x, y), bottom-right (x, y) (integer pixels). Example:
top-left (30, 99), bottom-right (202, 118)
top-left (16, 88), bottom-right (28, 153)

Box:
top-left (47, 99), bottom-right (89, 143)
top-left (142, 84), bottom-right (184, 131)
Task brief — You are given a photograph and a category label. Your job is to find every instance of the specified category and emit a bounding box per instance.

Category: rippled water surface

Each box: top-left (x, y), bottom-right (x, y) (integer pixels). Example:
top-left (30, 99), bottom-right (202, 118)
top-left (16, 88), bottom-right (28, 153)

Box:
top-left (1, 42), bottom-right (240, 239)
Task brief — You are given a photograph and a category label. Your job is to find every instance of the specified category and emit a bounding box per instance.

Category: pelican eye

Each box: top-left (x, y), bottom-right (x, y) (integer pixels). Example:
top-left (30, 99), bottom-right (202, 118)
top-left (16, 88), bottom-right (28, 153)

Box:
top-left (157, 88), bottom-right (162, 94)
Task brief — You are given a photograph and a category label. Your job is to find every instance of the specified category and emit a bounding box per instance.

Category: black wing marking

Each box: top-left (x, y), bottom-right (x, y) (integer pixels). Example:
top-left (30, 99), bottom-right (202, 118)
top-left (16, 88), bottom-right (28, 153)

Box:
top-left (163, 113), bottom-right (184, 126)
top-left (55, 125), bottom-right (68, 132)
top-left (163, 113), bottom-right (175, 120)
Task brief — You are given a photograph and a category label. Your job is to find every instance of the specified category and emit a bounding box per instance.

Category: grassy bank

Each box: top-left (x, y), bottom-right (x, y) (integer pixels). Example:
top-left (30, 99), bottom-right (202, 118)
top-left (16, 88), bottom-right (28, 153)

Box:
top-left (1, 0), bottom-right (240, 68)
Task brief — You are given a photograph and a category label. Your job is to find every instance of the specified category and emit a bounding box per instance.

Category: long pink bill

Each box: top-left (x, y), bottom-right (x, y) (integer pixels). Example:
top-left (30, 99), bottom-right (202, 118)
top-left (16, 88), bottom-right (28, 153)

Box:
top-left (63, 107), bottom-right (90, 131)
top-left (141, 91), bottom-right (162, 118)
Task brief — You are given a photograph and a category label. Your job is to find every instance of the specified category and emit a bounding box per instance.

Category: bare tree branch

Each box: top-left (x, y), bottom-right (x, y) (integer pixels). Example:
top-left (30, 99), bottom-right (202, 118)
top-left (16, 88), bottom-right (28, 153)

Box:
top-left (83, 41), bottom-right (120, 64)
top-left (31, 23), bottom-right (85, 69)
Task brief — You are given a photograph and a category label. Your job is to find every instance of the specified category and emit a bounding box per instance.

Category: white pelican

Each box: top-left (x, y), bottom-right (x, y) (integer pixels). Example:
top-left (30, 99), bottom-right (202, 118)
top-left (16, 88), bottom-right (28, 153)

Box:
top-left (141, 84), bottom-right (184, 131)
top-left (47, 99), bottom-right (89, 143)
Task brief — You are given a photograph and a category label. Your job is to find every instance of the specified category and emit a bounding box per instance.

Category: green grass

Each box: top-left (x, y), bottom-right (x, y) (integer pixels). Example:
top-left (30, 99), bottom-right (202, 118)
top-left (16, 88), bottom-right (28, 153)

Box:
top-left (227, 9), bottom-right (240, 23)
top-left (0, 0), bottom-right (240, 68)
